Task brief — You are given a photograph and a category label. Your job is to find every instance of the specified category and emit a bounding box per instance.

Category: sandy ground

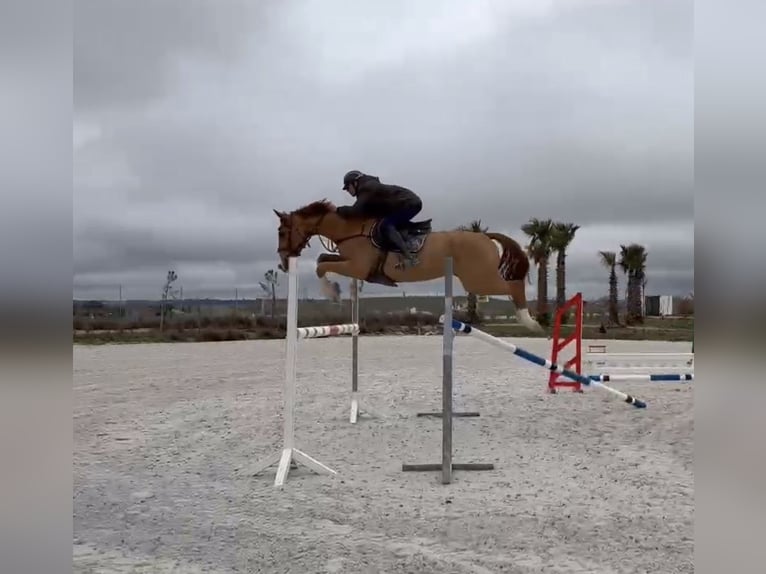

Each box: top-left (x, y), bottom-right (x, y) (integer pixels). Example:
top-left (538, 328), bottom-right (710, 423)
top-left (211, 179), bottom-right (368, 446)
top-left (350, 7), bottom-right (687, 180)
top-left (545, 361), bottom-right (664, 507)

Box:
top-left (73, 335), bottom-right (693, 573)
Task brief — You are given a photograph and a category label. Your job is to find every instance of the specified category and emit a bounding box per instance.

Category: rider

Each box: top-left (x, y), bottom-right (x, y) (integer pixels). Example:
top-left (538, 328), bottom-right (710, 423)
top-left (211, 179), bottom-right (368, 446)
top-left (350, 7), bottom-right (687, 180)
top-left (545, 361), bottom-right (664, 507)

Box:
top-left (337, 170), bottom-right (423, 268)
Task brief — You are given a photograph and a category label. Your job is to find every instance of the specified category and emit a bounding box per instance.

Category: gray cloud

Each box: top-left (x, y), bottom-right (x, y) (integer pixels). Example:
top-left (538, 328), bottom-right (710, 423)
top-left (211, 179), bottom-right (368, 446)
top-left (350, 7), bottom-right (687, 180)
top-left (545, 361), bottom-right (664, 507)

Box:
top-left (73, 0), bottom-right (694, 301)
top-left (73, 0), bottom-right (269, 113)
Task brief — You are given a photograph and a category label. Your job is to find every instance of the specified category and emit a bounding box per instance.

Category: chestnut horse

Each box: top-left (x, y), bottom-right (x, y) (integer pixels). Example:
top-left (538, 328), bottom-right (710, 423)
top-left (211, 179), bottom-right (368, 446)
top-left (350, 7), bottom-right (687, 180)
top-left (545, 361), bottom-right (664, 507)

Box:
top-left (273, 200), bottom-right (542, 333)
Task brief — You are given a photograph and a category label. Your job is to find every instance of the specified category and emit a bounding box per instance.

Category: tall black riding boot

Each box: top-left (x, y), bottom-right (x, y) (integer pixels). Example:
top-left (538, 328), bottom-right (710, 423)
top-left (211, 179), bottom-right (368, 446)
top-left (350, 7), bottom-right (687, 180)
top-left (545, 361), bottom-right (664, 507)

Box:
top-left (383, 224), bottom-right (419, 268)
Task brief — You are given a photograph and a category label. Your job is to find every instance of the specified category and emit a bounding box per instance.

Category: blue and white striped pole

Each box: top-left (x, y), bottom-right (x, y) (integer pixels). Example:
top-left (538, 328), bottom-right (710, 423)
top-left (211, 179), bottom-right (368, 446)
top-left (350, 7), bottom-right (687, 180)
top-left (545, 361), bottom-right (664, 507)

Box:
top-left (447, 318), bottom-right (647, 409)
top-left (588, 373), bottom-right (693, 382)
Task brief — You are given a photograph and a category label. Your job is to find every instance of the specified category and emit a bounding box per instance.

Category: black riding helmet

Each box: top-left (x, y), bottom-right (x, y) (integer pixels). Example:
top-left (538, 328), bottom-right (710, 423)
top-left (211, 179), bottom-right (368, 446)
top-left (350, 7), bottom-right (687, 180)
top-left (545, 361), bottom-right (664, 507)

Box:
top-left (342, 170), bottom-right (364, 190)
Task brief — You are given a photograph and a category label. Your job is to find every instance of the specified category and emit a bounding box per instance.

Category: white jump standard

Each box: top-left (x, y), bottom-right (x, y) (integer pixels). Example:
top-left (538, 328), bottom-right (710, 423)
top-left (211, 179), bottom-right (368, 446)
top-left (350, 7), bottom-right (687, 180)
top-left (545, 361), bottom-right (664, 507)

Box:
top-left (346, 277), bottom-right (378, 424)
top-left (252, 256), bottom-right (358, 487)
top-left (349, 278), bottom-right (361, 423)
top-left (446, 319), bottom-right (648, 409)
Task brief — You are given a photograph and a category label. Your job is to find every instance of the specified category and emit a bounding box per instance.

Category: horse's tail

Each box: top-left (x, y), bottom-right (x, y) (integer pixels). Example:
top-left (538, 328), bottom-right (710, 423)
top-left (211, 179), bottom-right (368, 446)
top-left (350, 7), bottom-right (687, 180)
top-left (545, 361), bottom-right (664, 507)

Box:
top-left (485, 232), bottom-right (531, 283)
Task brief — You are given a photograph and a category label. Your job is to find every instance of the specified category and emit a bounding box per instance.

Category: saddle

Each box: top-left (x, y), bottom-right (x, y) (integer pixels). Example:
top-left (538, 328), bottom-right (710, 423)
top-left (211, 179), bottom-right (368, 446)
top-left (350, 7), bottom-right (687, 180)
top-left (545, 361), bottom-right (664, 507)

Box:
top-left (370, 218), bottom-right (432, 253)
top-left (366, 218), bottom-right (433, 286)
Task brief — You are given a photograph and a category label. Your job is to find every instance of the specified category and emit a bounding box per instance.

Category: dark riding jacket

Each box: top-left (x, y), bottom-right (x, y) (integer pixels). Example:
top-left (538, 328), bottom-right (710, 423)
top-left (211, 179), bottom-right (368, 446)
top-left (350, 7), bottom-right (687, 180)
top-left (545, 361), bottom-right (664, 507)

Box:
top-left (336, 175), bottom-right (421, 219)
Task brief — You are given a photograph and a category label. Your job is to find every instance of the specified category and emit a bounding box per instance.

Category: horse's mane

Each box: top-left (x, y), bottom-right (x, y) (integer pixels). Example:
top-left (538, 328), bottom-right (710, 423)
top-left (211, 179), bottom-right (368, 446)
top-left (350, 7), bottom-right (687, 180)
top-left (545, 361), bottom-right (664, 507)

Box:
top-left (293, 199), bottom-right (334, 218)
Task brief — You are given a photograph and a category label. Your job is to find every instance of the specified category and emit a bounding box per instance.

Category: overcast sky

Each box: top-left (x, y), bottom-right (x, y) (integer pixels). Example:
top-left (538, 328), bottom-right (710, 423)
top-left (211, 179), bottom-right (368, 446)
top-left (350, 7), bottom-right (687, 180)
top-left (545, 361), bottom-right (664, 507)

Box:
top-left (73, 0), bottom-right (693, 302)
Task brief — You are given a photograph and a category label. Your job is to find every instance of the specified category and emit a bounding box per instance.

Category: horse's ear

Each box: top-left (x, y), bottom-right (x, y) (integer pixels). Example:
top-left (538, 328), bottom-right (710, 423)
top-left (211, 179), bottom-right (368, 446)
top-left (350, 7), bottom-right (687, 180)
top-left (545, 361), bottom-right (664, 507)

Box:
top-left (273, 209), bottom-right (285, 219)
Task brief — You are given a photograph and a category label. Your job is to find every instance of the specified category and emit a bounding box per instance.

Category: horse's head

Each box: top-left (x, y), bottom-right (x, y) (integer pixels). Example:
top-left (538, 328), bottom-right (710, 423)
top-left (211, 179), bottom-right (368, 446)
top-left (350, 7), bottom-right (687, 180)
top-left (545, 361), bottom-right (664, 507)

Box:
top-left (273, 200), bottom-right (336, 271)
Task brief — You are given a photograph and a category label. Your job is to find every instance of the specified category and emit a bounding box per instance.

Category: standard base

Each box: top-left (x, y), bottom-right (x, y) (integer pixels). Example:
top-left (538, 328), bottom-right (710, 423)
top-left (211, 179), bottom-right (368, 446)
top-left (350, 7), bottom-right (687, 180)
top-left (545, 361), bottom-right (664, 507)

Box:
top-left (415, 411), bottom-right (481, 418)
top-left (350, 398), bottom-right (359, 423)
top-left (349, 393), bottom-right (382, 423)
top-left (252, 447), bottom-right (336, 487)
top-left (548, 386), bottom-right (584, 394)
top-left (402, 463), bottom-right (495, 472)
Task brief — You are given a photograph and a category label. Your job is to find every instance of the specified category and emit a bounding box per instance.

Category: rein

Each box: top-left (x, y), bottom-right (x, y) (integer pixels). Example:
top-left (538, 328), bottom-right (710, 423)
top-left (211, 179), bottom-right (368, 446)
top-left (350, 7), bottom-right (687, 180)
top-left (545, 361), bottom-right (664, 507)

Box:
top-left (288, 211), bottom-right (372, 254)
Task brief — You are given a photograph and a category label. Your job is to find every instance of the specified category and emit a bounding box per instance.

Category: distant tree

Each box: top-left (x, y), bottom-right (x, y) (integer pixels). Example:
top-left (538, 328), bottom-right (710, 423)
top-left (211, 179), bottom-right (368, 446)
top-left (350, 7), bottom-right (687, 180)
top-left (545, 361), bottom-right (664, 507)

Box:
top-left (160, 270), bottom-right (178, 332)
top-left (550, 222), bottom-right (580, 312)
top-left (618, 243), bottom-right (648, 325)
top-left (264, 269), bottom-right (279, 318)
top-left (598, 250), bottom-right (620, 326)
top-left (457, 219), bottom-right (489, 323)
top-left (678, 291), bottom-right (694, 316)
top-left (521, 218), bottom-right (554, 325)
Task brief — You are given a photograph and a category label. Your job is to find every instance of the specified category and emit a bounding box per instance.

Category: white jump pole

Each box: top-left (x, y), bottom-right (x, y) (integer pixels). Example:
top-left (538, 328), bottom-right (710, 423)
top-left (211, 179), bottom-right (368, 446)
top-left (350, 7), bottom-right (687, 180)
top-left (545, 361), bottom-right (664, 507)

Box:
top-left (252, 256), bottom-right (338, 487)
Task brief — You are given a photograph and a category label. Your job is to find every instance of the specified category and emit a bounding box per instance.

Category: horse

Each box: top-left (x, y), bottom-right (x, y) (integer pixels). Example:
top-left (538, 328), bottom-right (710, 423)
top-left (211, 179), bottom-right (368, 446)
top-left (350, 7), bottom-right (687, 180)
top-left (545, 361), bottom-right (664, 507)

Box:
top-left (273, 199), bottom-right (543, 333)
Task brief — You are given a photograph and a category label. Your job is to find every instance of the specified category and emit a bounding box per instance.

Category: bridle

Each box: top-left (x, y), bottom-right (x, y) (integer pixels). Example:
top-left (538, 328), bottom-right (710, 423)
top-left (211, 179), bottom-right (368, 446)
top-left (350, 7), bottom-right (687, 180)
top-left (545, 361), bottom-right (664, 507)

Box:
top-left (279, 212), bottom-right (326, 258)
top-left (280, 210), bottom-right (375, 256)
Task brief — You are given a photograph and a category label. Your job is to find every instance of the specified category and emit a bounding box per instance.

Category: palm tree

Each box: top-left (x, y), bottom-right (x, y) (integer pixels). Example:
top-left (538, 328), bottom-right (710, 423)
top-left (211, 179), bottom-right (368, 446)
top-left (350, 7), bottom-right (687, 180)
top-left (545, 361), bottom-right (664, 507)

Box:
top-left (618, 243), bottom-right (648, 325)
top-left (598, 250), bottom-right (620, 326)
top-left (550, 222), bottom-right (580, 312)
top-left (457, 219), bottom-right (488, 323)
top-left (521, 218), bottom-right (554, 324)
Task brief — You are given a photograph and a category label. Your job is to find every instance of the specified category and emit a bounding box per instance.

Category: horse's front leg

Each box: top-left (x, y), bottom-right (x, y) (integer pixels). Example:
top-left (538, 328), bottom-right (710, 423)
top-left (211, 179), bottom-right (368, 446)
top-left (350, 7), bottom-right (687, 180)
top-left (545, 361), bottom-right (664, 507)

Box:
top-left (317, 253), bottom-right (344, 264)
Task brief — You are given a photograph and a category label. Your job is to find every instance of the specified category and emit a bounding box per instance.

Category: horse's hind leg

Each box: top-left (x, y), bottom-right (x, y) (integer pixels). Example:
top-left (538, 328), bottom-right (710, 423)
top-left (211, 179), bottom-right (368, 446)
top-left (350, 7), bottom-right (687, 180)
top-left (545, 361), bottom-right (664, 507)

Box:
top-left (506, 279), bottom-right (543, 333)
top-left (457, 271), bottom-right (542, 333)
